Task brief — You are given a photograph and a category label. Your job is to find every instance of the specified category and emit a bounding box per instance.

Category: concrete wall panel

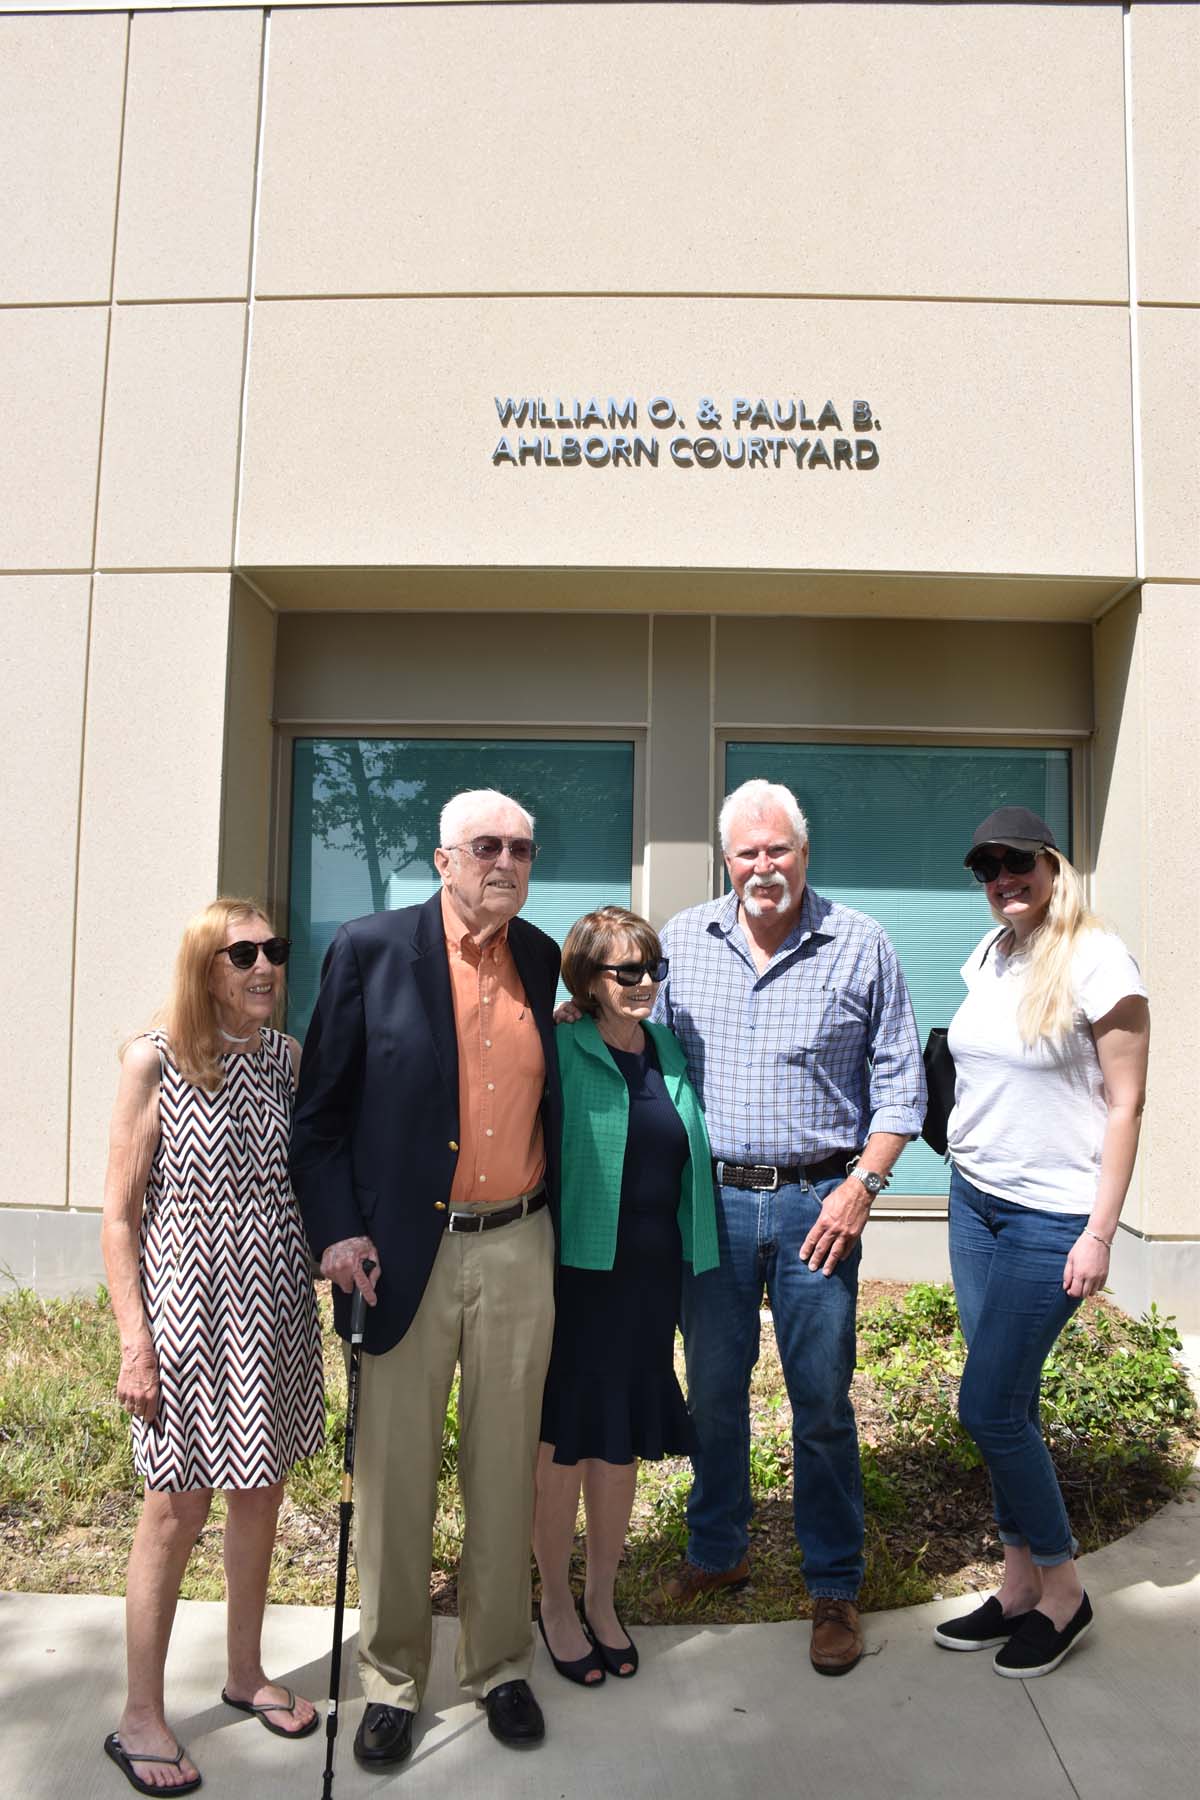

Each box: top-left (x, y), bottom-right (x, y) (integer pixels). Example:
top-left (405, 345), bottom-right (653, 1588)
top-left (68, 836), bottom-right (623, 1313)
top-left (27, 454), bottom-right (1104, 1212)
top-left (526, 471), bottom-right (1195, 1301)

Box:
top-left (1140, 584), bottom-right (1199, 1237)
top-left (96, 302), bottom-right (246, 568)
top-left (0, 13), bottom-right (127, 304)
top-left (273, 609), bottom-right (649, 723)
top-left (115, 9), bottom-right (263, 301)
top-left (239, 296), bottom-right (1135, 578)
top-left (70, 574), bottom-right (232, 1211)
top-left (0, 577), bottom-right (90, 1213)
top-left (0, 309), bottom-right (110, 570)
top-left (1138, 306), bottom-right (1200, 580)
top-left (220, 580), bottom-right (276, 905)
top-left (1131, 2), bottom-right (1200, 306)
top-left (716, 618), bottom-right (1093, 734)
top-left (257, 2), bottom-right (1127, 302)
top-left (646, 617), bottom-right (713, 924)
top-left (1091, 590), bottom-right (1145, 1232)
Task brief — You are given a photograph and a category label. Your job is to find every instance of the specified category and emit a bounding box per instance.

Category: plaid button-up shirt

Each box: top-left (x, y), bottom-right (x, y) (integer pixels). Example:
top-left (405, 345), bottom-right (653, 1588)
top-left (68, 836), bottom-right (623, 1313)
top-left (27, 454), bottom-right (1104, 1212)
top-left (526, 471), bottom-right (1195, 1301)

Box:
top-left (654, 886), bottom-right (926, 1165)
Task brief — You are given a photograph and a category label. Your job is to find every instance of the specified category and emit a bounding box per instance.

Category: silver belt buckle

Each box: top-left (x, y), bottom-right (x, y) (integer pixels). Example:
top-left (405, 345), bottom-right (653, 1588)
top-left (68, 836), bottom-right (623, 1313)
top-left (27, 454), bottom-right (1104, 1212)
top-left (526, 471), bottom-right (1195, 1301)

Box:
top-left (760, 1165), bottom-right (780, 1191)
top-left (447, 1211), bottom-right (478, 1234)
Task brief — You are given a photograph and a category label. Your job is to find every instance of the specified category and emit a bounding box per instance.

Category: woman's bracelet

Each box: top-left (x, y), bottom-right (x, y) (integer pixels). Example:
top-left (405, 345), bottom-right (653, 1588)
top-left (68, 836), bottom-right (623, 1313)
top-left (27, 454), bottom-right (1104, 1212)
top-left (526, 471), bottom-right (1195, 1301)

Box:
top-left (1083, 1227), bottom-right (1113, 1250)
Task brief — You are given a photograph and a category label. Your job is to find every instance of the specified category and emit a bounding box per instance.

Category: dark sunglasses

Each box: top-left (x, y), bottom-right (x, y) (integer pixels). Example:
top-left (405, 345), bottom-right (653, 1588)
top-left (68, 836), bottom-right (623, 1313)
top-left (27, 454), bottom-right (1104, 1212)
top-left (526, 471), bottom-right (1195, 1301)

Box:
top-left (598, 957), bottom-right (669, 986)
top-left (214, 937), bottom-right (291, 970)
top-left (967, 848), bottom-right (1042, 884)
top-left (448, 836), bottom-right (539, 864)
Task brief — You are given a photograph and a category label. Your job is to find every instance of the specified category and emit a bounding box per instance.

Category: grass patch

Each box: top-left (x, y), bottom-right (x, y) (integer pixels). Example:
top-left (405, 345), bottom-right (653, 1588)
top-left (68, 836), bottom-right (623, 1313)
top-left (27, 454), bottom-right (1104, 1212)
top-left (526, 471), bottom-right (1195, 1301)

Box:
top-left (1, 1280), bottom-right (1194, 1619)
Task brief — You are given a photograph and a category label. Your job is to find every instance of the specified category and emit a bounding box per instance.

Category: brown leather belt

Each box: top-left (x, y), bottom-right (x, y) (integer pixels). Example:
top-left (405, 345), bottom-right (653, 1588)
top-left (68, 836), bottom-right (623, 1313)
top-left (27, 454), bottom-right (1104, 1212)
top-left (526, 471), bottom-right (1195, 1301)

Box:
top-left (446, 1187), bottom-right (547, 1233)
top-left (713, 1152), bottom-right (853, 1192)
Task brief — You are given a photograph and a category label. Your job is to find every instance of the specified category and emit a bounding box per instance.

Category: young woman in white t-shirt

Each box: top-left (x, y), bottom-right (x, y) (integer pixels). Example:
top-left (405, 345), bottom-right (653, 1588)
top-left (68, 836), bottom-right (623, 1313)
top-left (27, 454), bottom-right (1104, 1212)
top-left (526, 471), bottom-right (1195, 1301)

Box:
top-left (932, 806), bottom-right (1149, 1678)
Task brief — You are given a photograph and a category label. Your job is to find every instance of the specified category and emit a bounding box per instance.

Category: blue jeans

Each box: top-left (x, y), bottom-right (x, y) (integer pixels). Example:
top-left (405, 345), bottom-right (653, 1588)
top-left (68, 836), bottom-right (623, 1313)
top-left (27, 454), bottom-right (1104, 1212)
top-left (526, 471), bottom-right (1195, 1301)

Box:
top-left (949, 1167), bottom-right (1082, 1566)
top-left (681, 1176), bottom-right (863, 1600)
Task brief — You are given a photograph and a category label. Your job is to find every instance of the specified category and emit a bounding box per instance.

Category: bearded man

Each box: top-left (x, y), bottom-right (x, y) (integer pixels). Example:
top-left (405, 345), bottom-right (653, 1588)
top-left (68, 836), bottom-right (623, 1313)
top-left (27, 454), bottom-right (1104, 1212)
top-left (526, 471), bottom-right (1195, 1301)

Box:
top-left (656, 779), bottom-right (925, 1675)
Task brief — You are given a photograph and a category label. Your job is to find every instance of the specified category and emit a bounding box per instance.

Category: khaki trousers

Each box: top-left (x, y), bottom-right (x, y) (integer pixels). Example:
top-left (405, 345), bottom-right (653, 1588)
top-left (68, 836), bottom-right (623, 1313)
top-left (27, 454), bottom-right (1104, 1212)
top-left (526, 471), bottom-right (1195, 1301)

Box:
top-left (352, 1203), bottom-right (555, 1710)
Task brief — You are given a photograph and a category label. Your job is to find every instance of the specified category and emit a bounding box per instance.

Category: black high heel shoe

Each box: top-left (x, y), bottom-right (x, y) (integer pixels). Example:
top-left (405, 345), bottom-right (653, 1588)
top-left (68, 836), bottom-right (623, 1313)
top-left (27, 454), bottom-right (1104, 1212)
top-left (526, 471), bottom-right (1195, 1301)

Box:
top-left (582, 1605), bottom-right (639, 1678)
top-left (537, 1612), bottom-right (606, 1686)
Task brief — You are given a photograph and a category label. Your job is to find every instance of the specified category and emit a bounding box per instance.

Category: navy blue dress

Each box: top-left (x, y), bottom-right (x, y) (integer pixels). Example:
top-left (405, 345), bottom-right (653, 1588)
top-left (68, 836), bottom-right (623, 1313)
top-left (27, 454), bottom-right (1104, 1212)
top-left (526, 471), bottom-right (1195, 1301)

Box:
top-left (540, 1037), bottom-right (697, 1465)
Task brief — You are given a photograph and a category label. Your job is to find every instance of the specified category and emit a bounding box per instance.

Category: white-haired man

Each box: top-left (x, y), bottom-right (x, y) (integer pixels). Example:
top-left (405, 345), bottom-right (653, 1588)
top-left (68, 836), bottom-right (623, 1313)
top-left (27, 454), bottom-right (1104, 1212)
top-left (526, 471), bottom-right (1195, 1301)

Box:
top-left (292, 789), bottom-right (561, 1761)
top-left (656, 779), bottom-right (925, 1674)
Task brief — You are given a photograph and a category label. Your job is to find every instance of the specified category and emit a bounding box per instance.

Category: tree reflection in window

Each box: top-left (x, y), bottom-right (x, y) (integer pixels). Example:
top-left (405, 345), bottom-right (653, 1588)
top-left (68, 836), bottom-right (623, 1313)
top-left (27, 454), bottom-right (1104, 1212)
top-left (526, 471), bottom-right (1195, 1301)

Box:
top-left (289, 738), bottom-right (635, 1034)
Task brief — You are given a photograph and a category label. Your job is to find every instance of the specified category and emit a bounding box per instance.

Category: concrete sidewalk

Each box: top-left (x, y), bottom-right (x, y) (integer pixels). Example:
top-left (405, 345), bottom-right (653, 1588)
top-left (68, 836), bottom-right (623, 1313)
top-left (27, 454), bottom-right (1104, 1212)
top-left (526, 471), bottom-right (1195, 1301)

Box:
top-left (7, 1483), bottom-right (1198, 1800)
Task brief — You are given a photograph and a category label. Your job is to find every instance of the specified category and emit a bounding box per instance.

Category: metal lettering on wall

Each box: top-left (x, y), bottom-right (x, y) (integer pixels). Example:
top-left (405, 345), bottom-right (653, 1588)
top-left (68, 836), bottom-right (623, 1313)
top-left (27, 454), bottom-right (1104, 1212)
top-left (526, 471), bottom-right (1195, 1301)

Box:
top-left (491, 395), bottom-right (881, 471)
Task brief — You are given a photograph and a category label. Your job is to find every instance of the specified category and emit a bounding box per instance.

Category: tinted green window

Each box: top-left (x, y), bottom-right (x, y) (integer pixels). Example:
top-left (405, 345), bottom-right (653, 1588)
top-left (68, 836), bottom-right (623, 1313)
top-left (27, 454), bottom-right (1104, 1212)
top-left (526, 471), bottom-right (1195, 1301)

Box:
top-left (724, 743), bottom-right (1072, 1196)
top-left (289, 738), bottom-right (635, 1036)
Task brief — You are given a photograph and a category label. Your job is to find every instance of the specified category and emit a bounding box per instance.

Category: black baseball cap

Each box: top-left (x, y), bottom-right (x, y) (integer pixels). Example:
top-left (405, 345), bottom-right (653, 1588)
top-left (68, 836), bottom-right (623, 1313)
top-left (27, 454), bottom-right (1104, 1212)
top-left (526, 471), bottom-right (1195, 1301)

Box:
top-left (964, 806), bottom-right (1058, 867)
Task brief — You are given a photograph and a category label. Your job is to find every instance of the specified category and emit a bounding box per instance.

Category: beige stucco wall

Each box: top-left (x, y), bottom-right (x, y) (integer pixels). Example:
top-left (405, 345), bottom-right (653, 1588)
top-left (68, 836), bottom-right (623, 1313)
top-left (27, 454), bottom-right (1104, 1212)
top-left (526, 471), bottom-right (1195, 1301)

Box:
top-left (0, 12), bottom-right (127, 304)
top-left (95, 301), bottom-right (247, 569)
top-left (237, 295), bottom-right (1135, 577)
top-left (1130, 2), bottom-right (1200, 307)
top-left (0, 0), bottom-right (1195, 1312)
top-left (69, 575), bottom-right (236, 1211)
top-left (256, 2), bottom-right (1127, 302)
top-left (1138, 306), bottom-right (1200, 580)
top-left (114, 8), bottom-right (263, 303)
top-left (220, 580), bottom-right (278, 906)
top-left (0, 578), bottom-right (90, 1211)
top-left (1093, 583), bottom-right (1199, 1246)
top-left (1135, 587), bottom-right (1200, 1239)
top-left (0, 308), bottom-right (110, 570)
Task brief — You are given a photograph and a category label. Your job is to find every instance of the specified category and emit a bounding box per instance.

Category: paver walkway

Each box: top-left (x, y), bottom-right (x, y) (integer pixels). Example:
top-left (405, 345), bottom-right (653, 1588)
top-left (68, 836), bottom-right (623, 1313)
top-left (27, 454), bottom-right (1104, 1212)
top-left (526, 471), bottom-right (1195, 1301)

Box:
top-left (7, 1478), bottom-right (1197, 1800)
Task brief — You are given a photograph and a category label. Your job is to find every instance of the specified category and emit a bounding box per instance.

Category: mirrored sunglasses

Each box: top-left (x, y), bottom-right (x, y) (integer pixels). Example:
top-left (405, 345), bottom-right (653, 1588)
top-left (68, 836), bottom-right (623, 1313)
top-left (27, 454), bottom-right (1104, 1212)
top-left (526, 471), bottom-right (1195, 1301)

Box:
top-left (450, 836), bottom-right (539, 863)
top-left (215, 936), bottom-right (291, 970)
top-left (967, 848), bottom-right (1041, 884)
top-left (598, 957), bottom-right (669, 987)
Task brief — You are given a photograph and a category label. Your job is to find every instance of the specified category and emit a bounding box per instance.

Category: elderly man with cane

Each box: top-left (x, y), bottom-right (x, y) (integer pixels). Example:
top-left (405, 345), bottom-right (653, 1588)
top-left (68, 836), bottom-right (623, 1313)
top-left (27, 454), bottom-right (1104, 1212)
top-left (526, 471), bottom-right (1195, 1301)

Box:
top-left (292, 788), bottom-right (562, 1767)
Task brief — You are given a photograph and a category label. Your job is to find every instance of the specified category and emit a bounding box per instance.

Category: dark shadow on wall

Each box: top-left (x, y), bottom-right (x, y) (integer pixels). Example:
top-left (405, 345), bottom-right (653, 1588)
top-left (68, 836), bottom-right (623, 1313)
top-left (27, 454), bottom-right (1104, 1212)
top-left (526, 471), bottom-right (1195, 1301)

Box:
top-left (1091, 585), bottom-right (1142, 862)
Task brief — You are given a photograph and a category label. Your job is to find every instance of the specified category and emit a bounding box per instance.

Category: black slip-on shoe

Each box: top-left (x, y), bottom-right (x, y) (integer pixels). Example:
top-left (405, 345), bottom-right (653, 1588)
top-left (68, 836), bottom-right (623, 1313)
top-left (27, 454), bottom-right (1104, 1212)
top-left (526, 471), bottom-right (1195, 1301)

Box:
top-left (353, 1703), bottom-right (415, 1766)
top-left (482, 1679), bottom-right (545, 1747)
top-left (993, 1593), bottom-right (1094, 1678)
top-left (934, 1595), bottom-right (1035, 1651)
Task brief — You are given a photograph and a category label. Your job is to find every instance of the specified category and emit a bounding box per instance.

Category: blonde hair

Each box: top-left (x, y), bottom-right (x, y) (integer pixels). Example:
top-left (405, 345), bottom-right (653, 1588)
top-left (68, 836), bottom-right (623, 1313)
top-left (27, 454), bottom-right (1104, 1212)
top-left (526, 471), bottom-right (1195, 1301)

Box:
top-left (145, 897), bottom-right (278, 1090)
top-left (995, 850), bottom-right (1100, 1046)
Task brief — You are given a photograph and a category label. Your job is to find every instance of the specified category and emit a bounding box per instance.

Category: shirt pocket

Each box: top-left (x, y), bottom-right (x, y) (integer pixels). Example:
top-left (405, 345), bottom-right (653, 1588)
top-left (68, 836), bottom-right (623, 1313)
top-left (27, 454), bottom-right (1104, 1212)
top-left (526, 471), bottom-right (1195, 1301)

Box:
top-left (786, 985), bottom-right (869, 1058)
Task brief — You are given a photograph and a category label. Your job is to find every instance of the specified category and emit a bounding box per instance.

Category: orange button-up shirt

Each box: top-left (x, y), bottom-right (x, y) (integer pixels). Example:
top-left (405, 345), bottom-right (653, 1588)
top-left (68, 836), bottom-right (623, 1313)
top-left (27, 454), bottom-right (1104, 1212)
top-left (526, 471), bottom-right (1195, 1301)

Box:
top-left (443, 890), bottom-right (546, 1206)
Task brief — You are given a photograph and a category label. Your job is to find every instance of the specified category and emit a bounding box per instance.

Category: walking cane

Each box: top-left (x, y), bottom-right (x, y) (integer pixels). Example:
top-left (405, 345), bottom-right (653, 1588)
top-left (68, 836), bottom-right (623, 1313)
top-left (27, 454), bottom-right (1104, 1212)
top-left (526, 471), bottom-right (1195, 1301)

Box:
top-left (321, 1258), bottom-right (375, 1800)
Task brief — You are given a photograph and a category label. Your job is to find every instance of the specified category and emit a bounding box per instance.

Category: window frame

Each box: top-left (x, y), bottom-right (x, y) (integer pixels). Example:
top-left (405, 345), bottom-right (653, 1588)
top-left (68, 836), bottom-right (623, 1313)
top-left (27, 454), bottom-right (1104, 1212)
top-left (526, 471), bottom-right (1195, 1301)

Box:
top-left (714, 727), bottom-right (1087, 1214)
top-left (268, 719), bottom-right (648, 966)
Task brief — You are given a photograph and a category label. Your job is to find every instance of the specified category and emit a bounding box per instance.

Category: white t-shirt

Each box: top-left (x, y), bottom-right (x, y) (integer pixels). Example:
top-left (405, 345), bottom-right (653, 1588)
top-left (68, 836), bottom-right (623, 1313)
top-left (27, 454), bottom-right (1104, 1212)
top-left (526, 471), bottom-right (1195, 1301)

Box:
top-left (946, 927), bottom-right (1147, 1215)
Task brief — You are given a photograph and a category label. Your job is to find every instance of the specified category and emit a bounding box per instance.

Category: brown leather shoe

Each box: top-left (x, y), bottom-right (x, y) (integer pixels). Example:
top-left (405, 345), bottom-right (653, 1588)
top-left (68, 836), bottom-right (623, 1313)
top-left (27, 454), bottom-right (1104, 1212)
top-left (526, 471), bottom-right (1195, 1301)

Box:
top-left (809, 1597), bottom-right (863, 1675)
top-left (662, 1556), bottom-right (750, 1604)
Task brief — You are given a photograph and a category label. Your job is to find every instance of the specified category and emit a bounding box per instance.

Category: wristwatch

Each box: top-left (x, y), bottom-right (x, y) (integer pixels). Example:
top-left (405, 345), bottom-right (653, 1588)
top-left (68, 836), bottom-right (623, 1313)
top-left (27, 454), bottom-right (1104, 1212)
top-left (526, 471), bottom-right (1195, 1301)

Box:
top-left (850, 1166), bottom-right (886, 1200)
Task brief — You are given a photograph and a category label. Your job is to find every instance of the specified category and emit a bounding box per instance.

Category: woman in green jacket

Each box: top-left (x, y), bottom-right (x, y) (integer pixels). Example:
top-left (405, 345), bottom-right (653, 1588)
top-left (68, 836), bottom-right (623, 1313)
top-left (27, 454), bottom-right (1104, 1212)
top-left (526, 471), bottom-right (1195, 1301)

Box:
top-left (534, 906), bottom-right (718, 1687)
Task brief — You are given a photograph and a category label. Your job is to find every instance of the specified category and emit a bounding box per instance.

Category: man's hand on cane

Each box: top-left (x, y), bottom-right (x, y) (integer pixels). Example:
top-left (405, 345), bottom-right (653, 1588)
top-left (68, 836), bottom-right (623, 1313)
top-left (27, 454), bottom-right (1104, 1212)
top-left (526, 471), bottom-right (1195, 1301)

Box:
top-left (321, 1236), bottom-right (382, 1304)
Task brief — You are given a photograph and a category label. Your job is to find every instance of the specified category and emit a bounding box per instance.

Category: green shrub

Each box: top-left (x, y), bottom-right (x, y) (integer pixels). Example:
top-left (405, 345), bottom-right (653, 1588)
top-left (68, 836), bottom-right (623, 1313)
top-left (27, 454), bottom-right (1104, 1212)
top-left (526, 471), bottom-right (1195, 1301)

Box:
top-left (1042, 1303), bottom-right (1196, 1463)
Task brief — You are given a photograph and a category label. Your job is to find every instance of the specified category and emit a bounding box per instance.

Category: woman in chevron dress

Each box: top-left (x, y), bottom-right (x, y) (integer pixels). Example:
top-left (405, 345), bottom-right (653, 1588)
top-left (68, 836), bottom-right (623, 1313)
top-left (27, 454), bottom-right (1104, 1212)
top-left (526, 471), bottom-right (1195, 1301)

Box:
top-left (100, 899), bottom-right (324, 1796)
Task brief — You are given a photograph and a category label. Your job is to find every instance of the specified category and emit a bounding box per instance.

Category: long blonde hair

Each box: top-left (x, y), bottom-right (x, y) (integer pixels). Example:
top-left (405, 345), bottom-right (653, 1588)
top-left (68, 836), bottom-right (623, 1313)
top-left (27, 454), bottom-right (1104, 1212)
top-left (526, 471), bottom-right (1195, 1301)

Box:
top-left (994, 849), bottom-right (1099, 1046)
top-left (147, 897), bottom-right (279, 1090)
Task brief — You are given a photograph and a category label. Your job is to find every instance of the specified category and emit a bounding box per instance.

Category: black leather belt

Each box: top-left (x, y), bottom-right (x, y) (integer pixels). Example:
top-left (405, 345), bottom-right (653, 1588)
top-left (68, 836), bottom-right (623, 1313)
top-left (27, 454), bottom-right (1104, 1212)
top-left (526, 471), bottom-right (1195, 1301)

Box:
top-left (713, 1152), bottom-right (854, 1191)
top-left (446, 1188), bottom-right (547, 1233)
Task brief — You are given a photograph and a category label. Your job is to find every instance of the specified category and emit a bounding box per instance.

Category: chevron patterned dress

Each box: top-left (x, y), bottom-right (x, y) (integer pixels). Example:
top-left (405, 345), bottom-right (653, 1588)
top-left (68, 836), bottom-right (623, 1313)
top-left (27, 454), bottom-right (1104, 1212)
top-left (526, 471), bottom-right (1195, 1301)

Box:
top-left (132, 1029), bottom-right (324, 1492)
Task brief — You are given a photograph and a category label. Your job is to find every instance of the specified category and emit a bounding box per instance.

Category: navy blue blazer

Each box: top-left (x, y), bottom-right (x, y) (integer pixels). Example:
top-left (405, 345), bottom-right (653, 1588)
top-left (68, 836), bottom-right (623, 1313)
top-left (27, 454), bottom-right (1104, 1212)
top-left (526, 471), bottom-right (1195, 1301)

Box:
top-left (290, 890), bottom-right (562, 1354)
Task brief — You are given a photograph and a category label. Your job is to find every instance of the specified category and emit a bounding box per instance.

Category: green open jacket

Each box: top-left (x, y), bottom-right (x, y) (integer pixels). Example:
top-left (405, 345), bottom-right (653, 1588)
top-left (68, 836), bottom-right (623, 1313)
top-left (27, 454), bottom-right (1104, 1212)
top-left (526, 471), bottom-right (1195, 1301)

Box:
top-left (555, 1015), bottom-right (720, 1274)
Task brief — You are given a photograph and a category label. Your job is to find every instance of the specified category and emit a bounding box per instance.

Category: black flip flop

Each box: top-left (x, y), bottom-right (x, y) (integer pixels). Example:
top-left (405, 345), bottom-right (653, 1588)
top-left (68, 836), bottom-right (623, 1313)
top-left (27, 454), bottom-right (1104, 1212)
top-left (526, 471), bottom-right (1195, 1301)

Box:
top-left (103, 1731), bottom-right (202, 1795)
top-left (220, 1685), bottom-right (319, 1738)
